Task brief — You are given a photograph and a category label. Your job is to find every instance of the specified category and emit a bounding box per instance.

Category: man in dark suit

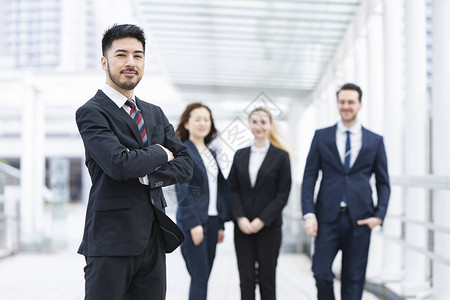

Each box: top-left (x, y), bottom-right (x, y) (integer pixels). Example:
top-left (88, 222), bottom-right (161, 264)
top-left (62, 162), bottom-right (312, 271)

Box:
top-left (76, 24), bottom-right (193, 300)
top-left (301, 83), bottom-right (390, 300)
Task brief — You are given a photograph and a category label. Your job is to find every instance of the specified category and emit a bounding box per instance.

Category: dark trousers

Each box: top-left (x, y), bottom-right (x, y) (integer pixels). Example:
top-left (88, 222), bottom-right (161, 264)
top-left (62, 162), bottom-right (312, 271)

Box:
top-left (180, 216), bottom-right (220, 300)
top-left (234, 225), bottom-right (282, 300)
top-left (312, 211), bottom-right (371, 300)
top-left (83, 220), bottom-right (166, 300)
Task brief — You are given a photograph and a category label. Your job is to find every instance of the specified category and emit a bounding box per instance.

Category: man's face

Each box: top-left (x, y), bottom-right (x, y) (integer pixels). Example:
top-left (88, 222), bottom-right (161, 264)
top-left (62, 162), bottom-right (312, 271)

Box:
top-left (101, 38), bottom-right (145, 91)
top-left (337, 89), bottom-right (361, 124)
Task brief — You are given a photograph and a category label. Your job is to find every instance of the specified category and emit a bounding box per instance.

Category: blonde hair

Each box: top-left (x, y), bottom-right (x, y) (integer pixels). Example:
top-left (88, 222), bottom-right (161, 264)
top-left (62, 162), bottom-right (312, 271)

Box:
top-left (248, 107), bottom-right (288, 152)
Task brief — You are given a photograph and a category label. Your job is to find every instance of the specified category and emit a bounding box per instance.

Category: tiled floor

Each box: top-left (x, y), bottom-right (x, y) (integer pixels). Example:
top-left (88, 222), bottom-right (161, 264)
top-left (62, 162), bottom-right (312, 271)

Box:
top-left (0, 203), bottom-right (379, 300)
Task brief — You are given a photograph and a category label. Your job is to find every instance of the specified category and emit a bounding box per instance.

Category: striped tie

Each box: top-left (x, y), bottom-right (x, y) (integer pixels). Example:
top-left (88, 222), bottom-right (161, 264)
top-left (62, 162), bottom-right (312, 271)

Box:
top-left (125, 99), bottom-right (148, 145)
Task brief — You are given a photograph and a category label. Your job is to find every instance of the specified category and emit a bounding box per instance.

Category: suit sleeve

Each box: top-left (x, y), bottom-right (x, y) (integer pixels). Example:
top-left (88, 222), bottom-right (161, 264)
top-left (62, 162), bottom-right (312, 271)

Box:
top-left (76, 105), bottom-right (168, 181)
top-left (301, 131), bottom-right (321, 216)
top-left (373, 137), bottom-right (390, 221)
top-left (147, 108), bottom-right (193, 189)
top-left (227, 152), bottom-right (246, 219)
top-left (258, 151), bottom-right (292, 227)
top-left (175, 182), bottom-right (202, 230)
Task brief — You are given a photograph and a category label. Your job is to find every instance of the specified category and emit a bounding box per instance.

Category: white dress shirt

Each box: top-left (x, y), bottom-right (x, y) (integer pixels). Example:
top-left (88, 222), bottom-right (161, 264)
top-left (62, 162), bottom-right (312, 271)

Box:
top-left (199, 148), bottom-right (219, 216)
top-left (249, 140), bottom-right (270, 188)
top-left (336, 120), bottom-right (362, 169)
top-left (101, 83), bottom-right (170, 185)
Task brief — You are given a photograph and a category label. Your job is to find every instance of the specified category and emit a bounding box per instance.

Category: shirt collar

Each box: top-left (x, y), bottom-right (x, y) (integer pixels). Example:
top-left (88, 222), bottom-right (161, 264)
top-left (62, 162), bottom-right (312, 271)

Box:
top-left (251, 140), bottom-right (270, 153)
top-left (101, 83), bottom-right (135, 108)
top-left (337, 120), bottom-right (362, 135)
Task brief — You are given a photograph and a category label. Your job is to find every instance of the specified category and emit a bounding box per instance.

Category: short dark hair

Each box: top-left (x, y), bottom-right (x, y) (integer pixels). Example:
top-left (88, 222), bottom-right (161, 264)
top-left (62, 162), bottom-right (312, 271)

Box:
top-left (176, 103), bottom-right (217, 145)
top-left (102, 24), bottom-right (146, 56)
top-left (336, 83), bottom-right (363, 102)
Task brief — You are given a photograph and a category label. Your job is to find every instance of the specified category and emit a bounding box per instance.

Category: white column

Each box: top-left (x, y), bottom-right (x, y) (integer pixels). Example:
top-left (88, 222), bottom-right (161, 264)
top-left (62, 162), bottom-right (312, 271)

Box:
top-left (366, 4), bottom-right (385, 134)
top-left (381, 0), bottom-right (404, 283)
top-left (20, 75), bottom-right (46, 249)
top-left (365, 3), bottom-right (385, 280)
top-left (431, 0), bottom-right (450, 298)
top-left (403, 0), bottom-right (430, 295)
top-left (354, 31), bottom-right (369, 125)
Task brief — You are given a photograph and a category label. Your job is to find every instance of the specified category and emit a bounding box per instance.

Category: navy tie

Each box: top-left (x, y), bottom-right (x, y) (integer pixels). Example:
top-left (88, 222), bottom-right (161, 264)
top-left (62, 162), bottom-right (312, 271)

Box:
top-left (342, 130), bottom-right (351, 205)
top-left (344, 130), bottom-right (351, 173)
top-left (125, 99), bottom-right (148, 145)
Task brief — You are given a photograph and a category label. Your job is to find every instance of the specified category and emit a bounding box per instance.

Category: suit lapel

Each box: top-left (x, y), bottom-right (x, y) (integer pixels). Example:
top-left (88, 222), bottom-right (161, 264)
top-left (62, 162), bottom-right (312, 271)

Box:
top-left (241, 147), bottom-right (252, 189)
top-left (327, 125), bottom-right (343, 171)
top-left (98, 91), bottom-right (145, 148)
top-left (350, 126), bottom-right (367, 172)
top-left (185, 140), bottom-right (207, 173)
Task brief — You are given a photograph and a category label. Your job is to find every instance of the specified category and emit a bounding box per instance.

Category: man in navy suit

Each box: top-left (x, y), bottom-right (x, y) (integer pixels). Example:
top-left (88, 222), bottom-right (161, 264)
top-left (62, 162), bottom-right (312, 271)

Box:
top-left (76, 24), bottom-right (193, 300)
top-left (301, 83), bottom-right (390, 300)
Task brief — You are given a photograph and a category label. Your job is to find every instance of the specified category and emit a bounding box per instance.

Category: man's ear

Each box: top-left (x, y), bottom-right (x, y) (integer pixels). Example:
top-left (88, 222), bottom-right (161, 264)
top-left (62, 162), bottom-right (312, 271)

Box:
top-left (101, 56), bottom-right (108, 71)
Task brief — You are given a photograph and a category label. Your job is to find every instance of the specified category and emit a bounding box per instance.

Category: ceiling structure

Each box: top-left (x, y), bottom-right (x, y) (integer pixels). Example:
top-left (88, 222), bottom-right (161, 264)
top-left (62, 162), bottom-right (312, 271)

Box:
top-left (133, 0), bottom-right (361, 107)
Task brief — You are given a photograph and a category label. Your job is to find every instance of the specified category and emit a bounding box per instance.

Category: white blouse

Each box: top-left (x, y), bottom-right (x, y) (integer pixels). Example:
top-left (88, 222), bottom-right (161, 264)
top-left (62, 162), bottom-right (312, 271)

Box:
top-left (199, 148), bottom-right (219, 216)
top-left (248, 141), bottom-right (270, 188)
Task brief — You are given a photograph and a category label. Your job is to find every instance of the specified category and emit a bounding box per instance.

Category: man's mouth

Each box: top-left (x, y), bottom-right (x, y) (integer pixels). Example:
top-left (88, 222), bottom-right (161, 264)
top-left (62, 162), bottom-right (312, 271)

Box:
top-left (122, 70), bottom-right (137, 75)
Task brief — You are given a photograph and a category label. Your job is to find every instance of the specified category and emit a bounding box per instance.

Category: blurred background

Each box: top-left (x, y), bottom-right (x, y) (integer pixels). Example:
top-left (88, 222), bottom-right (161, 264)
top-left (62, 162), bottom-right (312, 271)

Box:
top-left (0, 0), bottom-right (449, 299)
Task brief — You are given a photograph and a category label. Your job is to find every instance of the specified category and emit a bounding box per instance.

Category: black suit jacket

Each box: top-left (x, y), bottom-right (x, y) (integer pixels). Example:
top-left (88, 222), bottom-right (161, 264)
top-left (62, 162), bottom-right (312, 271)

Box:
top-left (227, 144), bottom-right (291, 228)
top-left (76, 90), bottom-right (193, 256)
top-left (301, 124), bottom-right (390, 225)
top-left (175, 140), bottom-right (232, 231)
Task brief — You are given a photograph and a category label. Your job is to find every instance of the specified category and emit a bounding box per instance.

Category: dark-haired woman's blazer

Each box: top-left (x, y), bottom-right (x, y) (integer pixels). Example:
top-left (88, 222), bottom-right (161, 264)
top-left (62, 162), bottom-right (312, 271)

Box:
top-left (175, 139), bottom-right (232, 300)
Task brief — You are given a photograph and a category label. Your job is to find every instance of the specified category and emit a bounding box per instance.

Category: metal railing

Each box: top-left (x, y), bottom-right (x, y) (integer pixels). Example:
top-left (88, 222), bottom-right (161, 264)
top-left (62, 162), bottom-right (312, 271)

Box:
top-left (285, 175), bottom-right (450, 299)
top-left (0, 161), bottom-right (20, 258)
top-left (388, 175), bottom-right (450, 266)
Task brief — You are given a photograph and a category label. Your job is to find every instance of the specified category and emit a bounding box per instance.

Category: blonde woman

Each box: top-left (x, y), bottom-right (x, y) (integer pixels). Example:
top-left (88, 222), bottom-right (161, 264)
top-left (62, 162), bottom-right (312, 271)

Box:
top-left (227, 107), bottom-right (291, 300)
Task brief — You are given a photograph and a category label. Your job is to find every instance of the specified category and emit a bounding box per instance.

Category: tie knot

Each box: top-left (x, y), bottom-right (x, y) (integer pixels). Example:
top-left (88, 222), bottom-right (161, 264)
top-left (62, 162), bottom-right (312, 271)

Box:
top-left (125, 99), bottom-right (136, 108)
top-left (346, 130), bottom-right (351, 137)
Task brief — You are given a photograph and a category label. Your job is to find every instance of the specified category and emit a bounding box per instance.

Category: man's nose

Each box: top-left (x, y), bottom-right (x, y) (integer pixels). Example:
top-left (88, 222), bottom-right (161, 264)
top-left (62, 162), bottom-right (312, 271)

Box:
top-left (125, 54), bottom-right (136, 67)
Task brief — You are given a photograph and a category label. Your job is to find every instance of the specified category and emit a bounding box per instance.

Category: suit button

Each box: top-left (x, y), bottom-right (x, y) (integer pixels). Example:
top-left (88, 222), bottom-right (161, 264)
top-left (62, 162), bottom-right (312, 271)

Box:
top-left (151, 198), bottom-right (155, 205)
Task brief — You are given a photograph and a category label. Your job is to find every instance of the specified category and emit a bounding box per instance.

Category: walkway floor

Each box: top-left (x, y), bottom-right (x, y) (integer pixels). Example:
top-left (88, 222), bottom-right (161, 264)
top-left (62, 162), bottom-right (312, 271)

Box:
top-left (0, 203), bottom-right (379, 300)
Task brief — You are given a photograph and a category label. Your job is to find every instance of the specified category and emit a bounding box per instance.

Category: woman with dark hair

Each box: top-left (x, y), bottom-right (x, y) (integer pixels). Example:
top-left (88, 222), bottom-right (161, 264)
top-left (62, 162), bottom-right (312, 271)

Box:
top-left (227, 107), bottom-right (292, 300)
top-left (175, 103), bottom-right (231, 300)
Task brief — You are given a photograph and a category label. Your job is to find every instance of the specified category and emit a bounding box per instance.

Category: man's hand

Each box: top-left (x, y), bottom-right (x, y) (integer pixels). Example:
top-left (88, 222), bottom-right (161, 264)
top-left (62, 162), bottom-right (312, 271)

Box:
top-left (304, 216), bottom-right (318, 237)
top-left (217, 229), bottom-right (225, 244)
top-left (157, 144), bottom-right (174, 161)
top-left (250, 218), bottom-right (265, 234)
top-left (357, 217), bottom-right (382, 230)
top-left (190, 225), bottom-right (204, 245)
top-left (237, 217), bottom-right (254, 235)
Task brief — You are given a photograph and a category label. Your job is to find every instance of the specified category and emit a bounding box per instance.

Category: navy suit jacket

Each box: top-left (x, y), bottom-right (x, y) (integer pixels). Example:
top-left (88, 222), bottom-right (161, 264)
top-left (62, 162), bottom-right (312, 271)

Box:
top-left (175, 140), bottom-right (232, 231)
top-left (301, 124), bottom-right (390, 225)
top-left (228, 144), bottom-right (291, 228)
top-left (76, 90), bottom-right (193, 256)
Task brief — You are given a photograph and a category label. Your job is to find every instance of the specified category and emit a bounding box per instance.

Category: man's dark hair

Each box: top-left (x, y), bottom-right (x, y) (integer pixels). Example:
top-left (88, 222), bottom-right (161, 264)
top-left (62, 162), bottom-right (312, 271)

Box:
top-left (336, 83), bottom-right (363, 102)
top-left (102, 24), bottom-right (146, 56)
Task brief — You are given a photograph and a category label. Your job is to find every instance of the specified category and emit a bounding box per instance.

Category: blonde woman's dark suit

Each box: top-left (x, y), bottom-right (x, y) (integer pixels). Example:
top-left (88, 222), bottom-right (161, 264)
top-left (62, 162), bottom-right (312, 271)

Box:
top-left (228, 144), bottom-right (291, 300)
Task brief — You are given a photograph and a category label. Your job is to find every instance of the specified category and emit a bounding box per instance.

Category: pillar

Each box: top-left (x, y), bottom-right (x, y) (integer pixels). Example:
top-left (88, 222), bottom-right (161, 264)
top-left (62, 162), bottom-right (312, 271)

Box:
top-left (431, 0), bottom-right (450, 298)
top-left (20, 74), bottom-right (46, 250)
top-left (381, 0), bottom-right (404, 282)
